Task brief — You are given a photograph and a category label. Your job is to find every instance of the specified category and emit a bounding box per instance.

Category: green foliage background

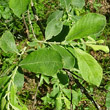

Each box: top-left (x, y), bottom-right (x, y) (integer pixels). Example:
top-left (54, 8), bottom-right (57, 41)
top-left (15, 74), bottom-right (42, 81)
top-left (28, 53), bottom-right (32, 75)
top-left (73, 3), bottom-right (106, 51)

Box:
top-left (0, 0), bottom-right (110, 110)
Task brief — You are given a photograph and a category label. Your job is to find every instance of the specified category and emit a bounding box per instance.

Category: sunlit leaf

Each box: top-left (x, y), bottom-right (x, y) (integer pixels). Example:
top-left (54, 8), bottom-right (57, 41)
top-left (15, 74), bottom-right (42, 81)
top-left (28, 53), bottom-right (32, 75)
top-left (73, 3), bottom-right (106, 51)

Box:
top-left (10, 84), bottom-right (18, 105)
top-left (56, 92), bottom-right (62, 110)
top-left (1, 97), bottom-right (7, 110)
top-left (66, 13), bottom-right (106, 41)
top-left (74, 48), bottom-right (103, 86)
top-left (87, 44), bottom-right (109, 53)
top-left (64, 97), bottom-right (70, 109)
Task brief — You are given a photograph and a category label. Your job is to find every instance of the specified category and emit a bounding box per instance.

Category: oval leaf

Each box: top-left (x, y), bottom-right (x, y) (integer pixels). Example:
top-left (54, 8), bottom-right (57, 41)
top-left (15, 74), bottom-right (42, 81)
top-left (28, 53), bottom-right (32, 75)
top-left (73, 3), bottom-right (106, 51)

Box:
top-left (50, 84), bottom-right (59, 97)
top-left (59, 0), bottom-right (71, 10)
top-left (9, 0), bottom-right (30, 17)
top-left (56, 92), bottom-right (62, 110)
top-left (57, 72), bottom-right (69, 85)
top-left (14, 68), bottom-right (24, 91)
top-left (10, 85), bottom-right (18, 106)
top-left (0, 76), bottom-right (10, 88)
top-left (66, 13), bottom-right (106, 41)
top-left (52, 45), bottom-right (75, 69)
top-left (74, 48), bottom-right (103, 86)
top-left (20, 48), bottom-right (63, 76)
top-left (45, 19), bottom-right (63, 40)
top-left (47, 10), bottom-right (63, 24)
top-left (1, 97), bottom-right (7, 110)
top-left (71, 0), bottom-right (85, 8)
top-left (0, 31), bottom-right (19, 54)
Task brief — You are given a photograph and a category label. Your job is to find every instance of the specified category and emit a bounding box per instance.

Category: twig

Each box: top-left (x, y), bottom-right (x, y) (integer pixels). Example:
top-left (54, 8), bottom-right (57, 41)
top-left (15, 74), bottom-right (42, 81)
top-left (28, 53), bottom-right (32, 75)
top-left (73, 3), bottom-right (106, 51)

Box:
top-left (31, 0), bottom-right (45, 38)
top-left (33, 74), bottom-right (41, 109)
top-left (67, 71), bottom-right (73, 110)
top-left (27, 10), bottom-right (36, 39)
top-left (34, 39), bottom-right (96, 46)
top-left (63, 68), bottom-right (83, 80)
top-left (63, 69), bottom-right (101, 110)
top-left (22, 14), bottom-right (30, 39)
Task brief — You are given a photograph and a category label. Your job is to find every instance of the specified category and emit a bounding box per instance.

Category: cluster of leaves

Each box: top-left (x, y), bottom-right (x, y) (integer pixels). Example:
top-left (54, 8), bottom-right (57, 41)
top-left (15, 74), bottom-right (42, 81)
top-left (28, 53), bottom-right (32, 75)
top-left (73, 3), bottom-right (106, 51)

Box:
top-left (0, 0), bottom-right (110, 110)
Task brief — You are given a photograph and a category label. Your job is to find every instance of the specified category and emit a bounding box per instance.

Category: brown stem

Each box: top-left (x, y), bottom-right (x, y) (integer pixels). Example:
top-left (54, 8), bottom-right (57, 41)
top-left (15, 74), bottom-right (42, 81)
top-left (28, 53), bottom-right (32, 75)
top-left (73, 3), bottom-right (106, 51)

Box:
top-left (33, 74), bottom-right (41, 109)
top-left (27, 10), bottom-right (36, 39)
top-left (63, 68), bottom-right (101, 110)
top-left (22, 14), bottom-right (30, 39)
top-left (67, 71), bottom-right (73, 110)
top-left (31, 0), bottom-right (45, 38)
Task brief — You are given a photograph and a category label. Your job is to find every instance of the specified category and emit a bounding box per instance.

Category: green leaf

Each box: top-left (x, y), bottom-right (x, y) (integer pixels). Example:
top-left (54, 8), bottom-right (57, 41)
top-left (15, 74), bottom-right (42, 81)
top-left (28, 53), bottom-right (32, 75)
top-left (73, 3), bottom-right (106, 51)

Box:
top-left (36, 74), bottom-right (50, 86)
top-left (20, 48), bottom-right (63, 76)
top-left (39, 75), bottom-right (49, 86)
top-left (96, 40), bottom-right (104, 44)
top-left (71, 0), bottom-right (85, 8)
top-left (57, 72), bottom-right (69, 85)
top-left (59, 0), bottom-right (71, 10)
top-left (2, 7), bottom-right (11, 19)
top-left (63, 89), bottom-right (79, 105)
top-left (9, 0), bottom-right (30, 17)
top-left (74, 48), bottom-right (103, 86)
top-left (47, 10), bottom-right (63, 24)
top-left (14, 68), bottom-right (24, 91)
top-left (106, 92), bottom-right (110, 108)
top-left (9, 104), bottom-right (20, 110)
top-left (1, 97), bottom-right (7, 110)
top-left (66, 13), bottom-right (106, 41)
top-left (41, 93), bottom-right (53, 105)
top-left (39, 75), bottom-right (44, 86)
top-left (49, 25), bottom-right (69, 42)
top-left (56, 92), bottom-right (62, 110)
top-left (10, 84), bottom-right (18, 106)
top-left (45, 19), bottom-right (63, 40)
top-left (43, 75), bottom-right (49, 84)
top-left (64, 97), bottom-right (70, 109)
top-left (10, 84), bottom-right (28, 110)
top-left (105, 82), bottom-right (110, 91)
top-left (50, 84), bottom-right (59, 97)
top-left (87, 44), bottom-right (109, 53)
top-left (0, 76), bottom-right (10, 88)
top-left (52, 45), bottom-right (75, 69)
top-left (0, 31), bottom-right (19, 54)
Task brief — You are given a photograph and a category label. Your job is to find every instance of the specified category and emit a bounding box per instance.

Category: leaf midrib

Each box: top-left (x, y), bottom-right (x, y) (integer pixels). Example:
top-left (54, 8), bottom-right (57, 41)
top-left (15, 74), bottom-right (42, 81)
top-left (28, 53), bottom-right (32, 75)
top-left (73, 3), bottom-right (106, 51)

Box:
top-left (20, 61), bottom-right (62, 66)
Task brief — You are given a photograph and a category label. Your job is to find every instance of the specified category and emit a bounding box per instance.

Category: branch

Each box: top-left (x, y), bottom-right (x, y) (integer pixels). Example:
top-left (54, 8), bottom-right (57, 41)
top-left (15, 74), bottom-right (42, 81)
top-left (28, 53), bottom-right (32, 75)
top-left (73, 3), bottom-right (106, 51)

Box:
top-left (63, 68), bottom-right (83, 80)
top-left (31, 0), bottom-right (45, 38)
top-left (22, 14), bottom-right (30, 39)
top-left (67, 70), bottom-right (74, 110)
top-left (63, 68), bottom-right (101, 110)
top-left (33, 74), bottom-right (41, 109)
top-left (27, 10), bottom-right (36, 39)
